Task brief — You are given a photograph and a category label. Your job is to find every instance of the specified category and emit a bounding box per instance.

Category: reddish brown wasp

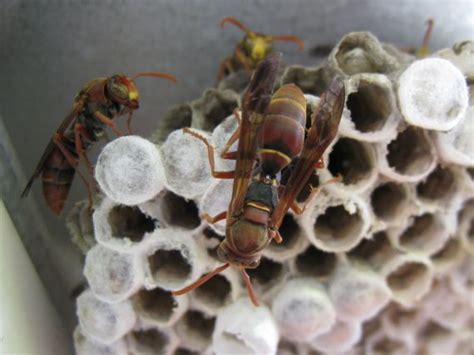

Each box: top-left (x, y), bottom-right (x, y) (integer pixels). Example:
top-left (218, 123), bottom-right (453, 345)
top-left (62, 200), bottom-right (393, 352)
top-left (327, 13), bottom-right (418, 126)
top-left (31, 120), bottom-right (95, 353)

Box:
top-left (217, 16), bottom-right (304, 82)
top-left (173, 53), bottom-right (345, 305)
top-left (21, 72), bottom-right (176, 215)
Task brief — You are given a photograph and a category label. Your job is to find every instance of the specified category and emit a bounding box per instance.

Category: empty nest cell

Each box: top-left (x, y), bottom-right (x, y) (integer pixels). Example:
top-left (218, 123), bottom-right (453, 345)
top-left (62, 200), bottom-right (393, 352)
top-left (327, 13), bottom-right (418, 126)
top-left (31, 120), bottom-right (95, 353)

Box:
top-left (281, 65), bottom-right (328, 96)
top-left (193, 274), bottom-right (231, 308)
top-left (416, 165), bottom-right (456, 202)
top-left (148, 249), bottom-right (192, 284)
top-left (314, 205), bottom-right (364, 251)
top-left (346, 79), bottom-right (392, 133)
top-left (267, 214), bottom-right (301, 253)
top-left (174, 348), bottom-right (200, 355)
top-left (152, 103), bottom-right (193, 144)
top-left (295, 245), bottom-right (336, 279)
top-left (328, 137), bottom-right (374, 186)
top-left (333, 32), bottom-right (398, 75)
top-left (129, 328), bottom-right (170, 354)
top-left (348, 231), bottom-right (392, 266)
top-left (159, 191), bottom-right (201, 229)
top-left (246, 257), bottom-right (283, 286)
top-left (371, 182), bottom-right (408, 222)
top-left (386, 126), bottom-right (434, 177)
top-left (191, 89), bottom-right (238, 131)
top-left (136, 287), bottom-right (177, 323)
top-left (398, 213), bottom-right (447, 255)
top-left (175, 310), bottom-right (216, 350)
top-left (385, 261), bottom-right (431, 303)
top-left (108, 205), bottom-right (156, 243)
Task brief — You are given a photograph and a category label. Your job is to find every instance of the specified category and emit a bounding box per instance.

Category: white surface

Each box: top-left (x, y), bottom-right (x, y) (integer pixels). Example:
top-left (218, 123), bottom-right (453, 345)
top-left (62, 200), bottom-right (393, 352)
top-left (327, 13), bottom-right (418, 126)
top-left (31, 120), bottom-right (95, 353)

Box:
top-left (0, 200), bottom-right (70, 354)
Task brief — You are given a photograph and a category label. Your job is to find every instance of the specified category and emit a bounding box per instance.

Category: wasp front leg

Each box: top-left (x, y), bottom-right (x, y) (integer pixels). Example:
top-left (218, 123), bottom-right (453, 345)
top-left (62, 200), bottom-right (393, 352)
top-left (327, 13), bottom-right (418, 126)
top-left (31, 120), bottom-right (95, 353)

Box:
top-left (94, 111), bottom-right (124, 137)
top-left (220, 109), bottom-right (242, 160)
top-left (182, 128), bottom-right (235, 179)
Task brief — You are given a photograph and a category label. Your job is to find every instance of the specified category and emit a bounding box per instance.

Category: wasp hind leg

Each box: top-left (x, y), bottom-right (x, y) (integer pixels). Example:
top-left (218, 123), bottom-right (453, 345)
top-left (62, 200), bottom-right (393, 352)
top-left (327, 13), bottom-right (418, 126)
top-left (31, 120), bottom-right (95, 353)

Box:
top-left (182, 128), bottom-right (235, 179)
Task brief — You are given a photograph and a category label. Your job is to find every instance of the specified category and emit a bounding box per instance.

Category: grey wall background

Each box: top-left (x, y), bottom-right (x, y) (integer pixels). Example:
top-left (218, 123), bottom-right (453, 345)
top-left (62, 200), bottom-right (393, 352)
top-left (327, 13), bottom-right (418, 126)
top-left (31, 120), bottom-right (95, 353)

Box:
top-left (1, 0), bottom-right (473, 348)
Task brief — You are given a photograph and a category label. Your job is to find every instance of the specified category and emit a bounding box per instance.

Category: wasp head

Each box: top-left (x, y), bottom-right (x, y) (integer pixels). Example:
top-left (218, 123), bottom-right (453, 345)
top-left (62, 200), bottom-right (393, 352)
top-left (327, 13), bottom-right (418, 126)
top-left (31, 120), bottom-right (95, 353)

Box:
top-left (106, 75), bottom-right (140, 110)
top-left (242, 32), bottom-right (274, 65)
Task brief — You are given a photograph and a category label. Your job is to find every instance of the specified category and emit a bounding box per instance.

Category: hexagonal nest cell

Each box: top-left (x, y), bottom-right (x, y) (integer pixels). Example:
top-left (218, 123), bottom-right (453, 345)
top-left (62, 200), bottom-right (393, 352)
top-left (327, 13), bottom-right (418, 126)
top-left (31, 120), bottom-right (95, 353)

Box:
top-left (107, 205), bottom-right (156, 242)
top-left (346, 79), bottom-right (392, 133)
top-left (247, 257), bottom-right (284, 286)
top-left (193, 274), bottom-right (231, 308)
top-left (191, 89), bottom-right (238, 131)
top-left (148, 249), bottom-right (192, 282)
top-left (314, 205), bottom-right (363, 246)
top-left (130, 328), bottom-right (169, 353)
top-left (386, 126), bottom-right (434, 176)
top-left (136, 287), bottom-right (177, 323)
top-left (295, 245), bottom-right (337, 279)
top-left (160, 191), bottom-right (201, 229)
top-left (281, 65), bottom-right (328, 96)
top-left (371, 182), bottom-right (407, 221)
top-left (416, 165), bottom-right (456, 201)
top-left (386, 262), bottom-right (430, 294)
top-left (328, 137), bottom-right (374, 185)
top-left (267, 214), bottom-right (301, 252)
top-left (178, 310), bottom-right (216, 345)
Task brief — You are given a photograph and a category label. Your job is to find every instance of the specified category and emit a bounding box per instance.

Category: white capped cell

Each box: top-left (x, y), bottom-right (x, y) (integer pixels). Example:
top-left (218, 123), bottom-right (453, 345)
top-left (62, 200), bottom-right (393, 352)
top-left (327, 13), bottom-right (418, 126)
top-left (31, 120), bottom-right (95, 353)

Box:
top-left (213, 298), bottom-right (279, 355)
top-left (95, 135), bottom-right (165, 205)
top-left (272, 278), bottom-right (336, 342)
top-left (398, 58), bottom-right (469, 131)
top-left (76, 289), bottom-right (136, 345)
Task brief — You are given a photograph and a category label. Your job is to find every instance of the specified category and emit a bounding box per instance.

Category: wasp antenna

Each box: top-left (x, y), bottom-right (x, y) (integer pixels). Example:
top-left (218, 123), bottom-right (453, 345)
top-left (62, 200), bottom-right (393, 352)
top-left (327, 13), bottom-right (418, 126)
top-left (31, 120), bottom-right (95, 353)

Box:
top-left (220, 16), bottom-right (252, 34)
top-left (131, 72), bottom-right (177, 83)
top-left (270, 35), bottom-right (305, 51)
top-left (418, 17), bottom-right (434, 57)
top-left (241, 269), bottom-right (259, 306)
top-left (171, 263), bottom-right (230, 296)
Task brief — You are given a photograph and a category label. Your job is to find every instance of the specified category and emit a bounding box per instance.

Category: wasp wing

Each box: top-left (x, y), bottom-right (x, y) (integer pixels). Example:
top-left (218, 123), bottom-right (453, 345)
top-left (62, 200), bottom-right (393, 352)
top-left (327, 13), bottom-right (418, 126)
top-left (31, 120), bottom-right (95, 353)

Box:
top-left (21, 97), bottom-right (86, 197)
top-left (228, 52), bottom-right (281, 217)
top-left (270, 78), bottom-right (345, 230)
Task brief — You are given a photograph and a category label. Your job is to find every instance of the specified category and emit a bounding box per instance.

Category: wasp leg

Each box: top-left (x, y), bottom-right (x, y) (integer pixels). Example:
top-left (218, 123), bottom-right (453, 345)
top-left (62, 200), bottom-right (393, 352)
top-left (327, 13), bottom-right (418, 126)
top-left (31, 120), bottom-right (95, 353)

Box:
top-left (74, 123), bottom-right (94, 183)
top-left (202, 211), bottom-right (227, 224)
top-left (94, 111), bottom-right (123, 137)
top-left (182, 127), bottom-right (235, 179)
top-left (53, 133), bottom-right (94, 209)
top-left (126, 111), bottom-right (134, 135)
top-left (216, 57), bottom-right (235, 84)
top-left (269, 229), bottom-right (283, 244)
top-left (290, 175), bottom-right (342, 215)
top-left (315, 158), bottom-right (325, 169)
top-left (220, 109), bottom-right (242, 160)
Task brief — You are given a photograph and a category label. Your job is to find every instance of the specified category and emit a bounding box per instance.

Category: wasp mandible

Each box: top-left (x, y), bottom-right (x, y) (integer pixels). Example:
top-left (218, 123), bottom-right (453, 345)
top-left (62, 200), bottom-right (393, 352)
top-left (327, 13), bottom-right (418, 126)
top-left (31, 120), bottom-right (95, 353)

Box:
top-left (173, 53), bottom-right (345, 305)
top-left (217, 16), bottom-right (304, 83)
top-left (21, 71), bottom-right (176, 215)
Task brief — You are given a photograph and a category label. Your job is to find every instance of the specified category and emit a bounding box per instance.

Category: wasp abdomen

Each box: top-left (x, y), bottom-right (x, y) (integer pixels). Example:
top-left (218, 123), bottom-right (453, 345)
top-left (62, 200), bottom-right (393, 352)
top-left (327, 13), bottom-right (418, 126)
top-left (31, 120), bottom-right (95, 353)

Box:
top-left (41, 147), bottom-right (76, 215)
top-left (259, 84), bottom-right (306, 176)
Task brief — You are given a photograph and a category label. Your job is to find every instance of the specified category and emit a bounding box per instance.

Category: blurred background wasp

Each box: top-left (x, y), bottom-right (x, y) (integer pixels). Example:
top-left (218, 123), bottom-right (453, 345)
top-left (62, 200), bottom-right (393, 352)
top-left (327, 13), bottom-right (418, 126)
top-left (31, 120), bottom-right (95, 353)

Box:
top-left (217, 16), bottom-right (304, 82)
top-left (21, 71), bottom-right (176, 215)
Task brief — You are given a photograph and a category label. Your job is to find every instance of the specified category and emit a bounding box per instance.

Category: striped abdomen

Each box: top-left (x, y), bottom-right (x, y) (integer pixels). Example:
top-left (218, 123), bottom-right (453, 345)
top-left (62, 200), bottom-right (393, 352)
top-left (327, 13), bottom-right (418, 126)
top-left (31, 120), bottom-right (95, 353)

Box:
top-left (258, 84), bottom-right (306, 176)
top-left (41, 146), bottom-right (76, 215)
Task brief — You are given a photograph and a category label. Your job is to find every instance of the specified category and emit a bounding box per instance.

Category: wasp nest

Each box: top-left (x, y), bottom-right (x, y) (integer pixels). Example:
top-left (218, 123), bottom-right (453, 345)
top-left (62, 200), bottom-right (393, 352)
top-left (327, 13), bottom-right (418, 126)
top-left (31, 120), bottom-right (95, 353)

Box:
top-left (69, 33), bottom-right (474, 354)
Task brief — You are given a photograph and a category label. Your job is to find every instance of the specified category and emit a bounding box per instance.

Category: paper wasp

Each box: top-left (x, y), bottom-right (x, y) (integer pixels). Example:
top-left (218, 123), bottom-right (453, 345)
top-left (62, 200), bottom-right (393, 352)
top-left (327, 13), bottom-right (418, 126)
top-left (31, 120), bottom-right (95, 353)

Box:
top-left (217, 16), bottom-right (304, 83)
top-left (21, 72), bottom-right (176, 215)
top-left (173, 53), bottom-right (345, 305)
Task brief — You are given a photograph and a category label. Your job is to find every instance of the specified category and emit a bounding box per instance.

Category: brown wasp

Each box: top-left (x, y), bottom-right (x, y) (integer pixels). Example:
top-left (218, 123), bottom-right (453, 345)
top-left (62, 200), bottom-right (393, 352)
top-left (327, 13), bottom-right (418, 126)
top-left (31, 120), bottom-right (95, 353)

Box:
top-left (21, 71), bottom-right (176, 215)
top-left (217, 16), bottom-right (304, 82)
top-left (173, 53), bottom-right (345, 305)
